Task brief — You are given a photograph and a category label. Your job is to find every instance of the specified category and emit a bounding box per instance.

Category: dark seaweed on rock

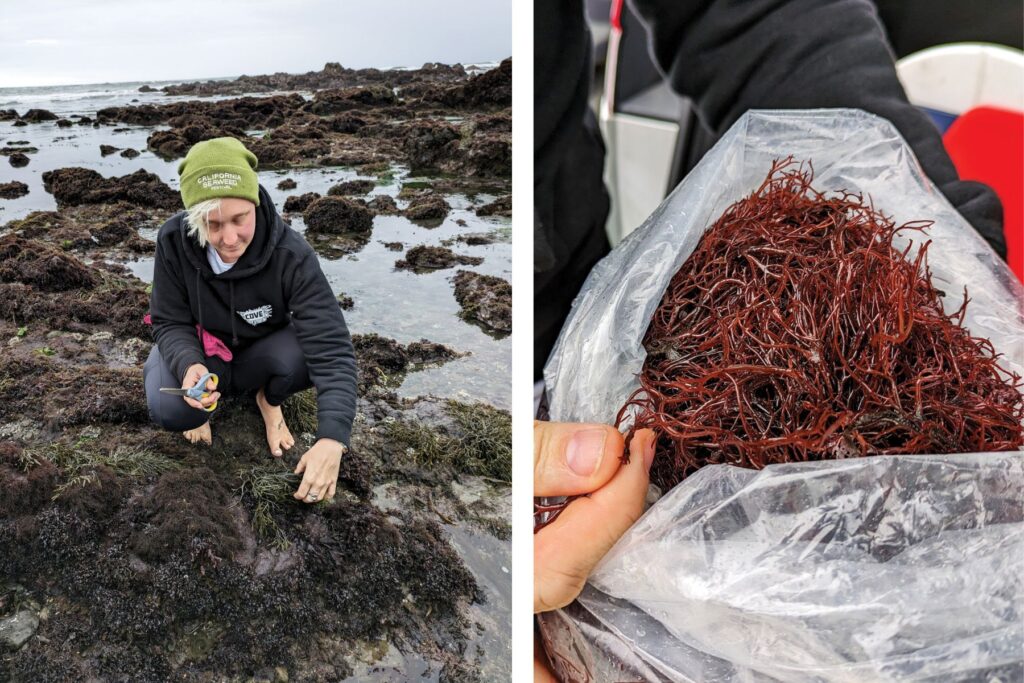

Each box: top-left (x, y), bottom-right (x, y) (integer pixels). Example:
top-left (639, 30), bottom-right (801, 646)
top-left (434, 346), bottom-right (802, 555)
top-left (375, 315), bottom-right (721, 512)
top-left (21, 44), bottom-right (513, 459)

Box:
top-left (395, 245), bottom-right (482, 272)
top-left (41, 167), bottom-right (179, 210)
top-left (0, 235), bottom-right (97, 291)
top-left (452, 270), bottom-right (512, 335)
top-left (0, 182), bottom-right (29, 199)
top-left (302, 196), bottom-right (374, 235)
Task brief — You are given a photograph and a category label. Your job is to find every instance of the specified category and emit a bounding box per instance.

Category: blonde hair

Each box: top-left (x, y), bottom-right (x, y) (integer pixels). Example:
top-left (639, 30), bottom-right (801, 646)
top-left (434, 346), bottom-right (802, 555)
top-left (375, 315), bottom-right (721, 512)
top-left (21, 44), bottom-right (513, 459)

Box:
top-left (184, 197), bottom-right (222, 248)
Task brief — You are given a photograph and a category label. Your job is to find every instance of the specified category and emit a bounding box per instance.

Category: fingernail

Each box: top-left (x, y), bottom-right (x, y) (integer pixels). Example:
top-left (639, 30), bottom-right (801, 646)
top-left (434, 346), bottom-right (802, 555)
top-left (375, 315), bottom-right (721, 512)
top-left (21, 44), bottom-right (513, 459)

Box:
top-left (566, 428), bottom-right (607, 477)
top-left (643, 434), bottom-right (656, 472)
top-left (274, 450), bottom-right (282, 456)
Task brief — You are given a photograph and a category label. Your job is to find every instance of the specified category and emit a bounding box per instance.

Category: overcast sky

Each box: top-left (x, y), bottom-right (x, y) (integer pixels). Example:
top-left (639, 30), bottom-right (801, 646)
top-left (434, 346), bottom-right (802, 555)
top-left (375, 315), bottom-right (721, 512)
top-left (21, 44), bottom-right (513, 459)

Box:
top-left (1, 0), bottom-right (511, 88)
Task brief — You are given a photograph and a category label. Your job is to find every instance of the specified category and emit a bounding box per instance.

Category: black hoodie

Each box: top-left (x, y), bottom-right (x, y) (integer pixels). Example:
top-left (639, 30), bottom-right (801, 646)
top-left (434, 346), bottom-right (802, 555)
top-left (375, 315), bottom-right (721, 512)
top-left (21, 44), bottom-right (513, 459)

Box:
top-left (149, 185), bottom-right (357, 447)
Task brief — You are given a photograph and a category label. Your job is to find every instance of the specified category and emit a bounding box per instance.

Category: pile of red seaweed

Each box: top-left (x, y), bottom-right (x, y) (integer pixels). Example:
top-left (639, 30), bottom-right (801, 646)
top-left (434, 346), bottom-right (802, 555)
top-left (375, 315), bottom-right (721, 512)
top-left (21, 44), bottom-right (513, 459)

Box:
top-left (617, 159), bottom-right (1024, 492)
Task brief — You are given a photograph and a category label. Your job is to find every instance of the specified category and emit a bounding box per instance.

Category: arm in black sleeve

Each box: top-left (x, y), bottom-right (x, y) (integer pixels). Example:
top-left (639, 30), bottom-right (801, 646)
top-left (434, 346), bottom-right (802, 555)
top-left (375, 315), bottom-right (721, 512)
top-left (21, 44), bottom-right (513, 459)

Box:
top-left (286, 254), bottom-right (358, 448)
top-left (149, 239), bottom-right (205, 383)
top-left (628, 0), bottom-right (1006, 256)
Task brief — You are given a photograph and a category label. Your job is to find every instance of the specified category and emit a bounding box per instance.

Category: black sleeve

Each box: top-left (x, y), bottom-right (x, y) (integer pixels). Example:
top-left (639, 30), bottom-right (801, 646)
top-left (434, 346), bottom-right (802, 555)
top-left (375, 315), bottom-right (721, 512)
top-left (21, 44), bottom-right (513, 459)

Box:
top-left (628, 0), bottom-right (1006, 257)
top-left (286, 254), bottom-right (358, 448)
top-left (150, 238), bottom-right (206, 383)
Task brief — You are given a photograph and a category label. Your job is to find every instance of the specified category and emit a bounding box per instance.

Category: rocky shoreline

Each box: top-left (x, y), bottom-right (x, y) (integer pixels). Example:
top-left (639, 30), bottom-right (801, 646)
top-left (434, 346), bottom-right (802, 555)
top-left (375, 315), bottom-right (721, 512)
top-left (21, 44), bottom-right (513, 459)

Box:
top-left (0, 59), bottom-right (511, 682)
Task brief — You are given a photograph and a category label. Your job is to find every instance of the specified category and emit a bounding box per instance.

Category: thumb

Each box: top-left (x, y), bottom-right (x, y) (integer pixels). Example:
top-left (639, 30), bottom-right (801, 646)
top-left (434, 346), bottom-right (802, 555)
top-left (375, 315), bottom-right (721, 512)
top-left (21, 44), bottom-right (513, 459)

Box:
top-left (534, 428), bottom-right (656, 613)
top-left (534, 421), bottom-right (625, 497)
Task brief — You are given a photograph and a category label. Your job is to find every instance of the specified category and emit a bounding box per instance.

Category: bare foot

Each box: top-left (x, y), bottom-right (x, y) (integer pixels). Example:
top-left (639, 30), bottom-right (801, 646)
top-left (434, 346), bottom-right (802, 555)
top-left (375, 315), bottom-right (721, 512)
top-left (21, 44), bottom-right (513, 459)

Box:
top-left (256, 388), bottom-right (295, 457)
top-left (183, 422), bottom-right (212, 446)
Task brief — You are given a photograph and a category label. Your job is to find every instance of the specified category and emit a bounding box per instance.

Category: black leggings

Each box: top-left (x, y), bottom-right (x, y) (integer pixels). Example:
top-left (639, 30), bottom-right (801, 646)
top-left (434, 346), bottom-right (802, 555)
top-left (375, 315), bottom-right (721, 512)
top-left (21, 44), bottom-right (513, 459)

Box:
top-left (144, 324), bottom-right (313, 432)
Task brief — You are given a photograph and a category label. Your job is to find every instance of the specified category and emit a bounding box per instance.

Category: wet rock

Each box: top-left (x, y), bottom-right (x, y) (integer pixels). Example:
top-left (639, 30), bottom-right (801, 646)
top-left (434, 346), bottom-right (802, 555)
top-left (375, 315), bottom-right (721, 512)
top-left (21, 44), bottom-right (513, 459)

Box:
top-left (367, 195), bottom-right (399, 215)
top-left (41, 167), bottom-right (179, 210)
top-left (56, 118), bottom-right (73, 128)
top-left (395, 245), bottom-right (482, 273)
top-left (337, 294), bottom-right (354, 310)
top-left (352, 333), bottom-right (463, 393)
top-left (90, 219), bottom-right (133, 246)
top-left (247, 135), bottom-right (332, 170)
top-left (282, 192), bottom-right (320, 213)
top-left (277, 178), bottom-right (297, 190)
top-left (8, 153), bottom-right (29, 168)
top-left (396, 183), bottom-right (433, 200)
top-left (421, 58), bottom-right (511, 109)
top-left (405, 340), bottom-right (462, 365)
top-left (307, 85), bottom-right (398, 115)
top-left (0, 610), bottom-right (39, 650)
top-left (451, 232), bottom-right (498, 246)
top-left (99, 144), bottom-right (120, 156)
top-left (2, 202), bottom-right (164, 258)
top-left (98, 93), bottom-right (305, 129)
top-left (0, 109), bottom-right (18, 121)
top-left (138, 85), bottom-right (156, 93)
top-left (12, 121), bottom-right (27, 127)
top-left (327, 179), bottom-right (375, 197)
top-left (452, 270), bottom-right (511, 334)
top-left (353, 334), bottom-right (408, 375)
top-left (382, 241), bottom-right (403, 251)
top-left (401, 121), bottom-right (460, 172)
top-left (404, 194), bottom-right (451, 224)
top-left (329, 112), bottom-right (368, 134)
top-left (119, 148), bottom-right (140, 159)
top-left (475, 194), bottom-right (511, 218)
top-left (1, 144), bottom-right (38, 156)
top-left (0, 235), bottom-right (98, 291)
top-left (146, 121), bottom-right (245, 160)
top-left (0, 182), bottom-right (29, 199)
top-left (303, 196), bottom-right (373, 235)
top-left (316, 150), bottom-right (373, 166)
top-left (460, 122), bottom-right (512, 177)
top-left (0, 280), bottom-right (149, 340)
top-left (20, 109), bottom-right (58, 123)
top-left (153, 61), bottom-right (466, 97)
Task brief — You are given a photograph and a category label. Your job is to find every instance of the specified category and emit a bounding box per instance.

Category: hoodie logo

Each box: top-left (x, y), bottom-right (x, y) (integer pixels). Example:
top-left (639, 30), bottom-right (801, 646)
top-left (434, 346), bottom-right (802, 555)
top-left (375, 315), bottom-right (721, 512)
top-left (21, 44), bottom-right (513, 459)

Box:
top-left (237, 304), bottom-right (273, 326)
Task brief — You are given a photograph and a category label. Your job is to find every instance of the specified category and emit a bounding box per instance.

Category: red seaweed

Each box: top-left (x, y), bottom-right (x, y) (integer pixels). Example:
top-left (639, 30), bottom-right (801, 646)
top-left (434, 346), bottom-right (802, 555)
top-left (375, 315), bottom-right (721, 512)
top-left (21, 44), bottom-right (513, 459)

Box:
top-left (617, 159), bottom-right (1024, 493)
top-left (535, 159), bottom-right (1024, 531)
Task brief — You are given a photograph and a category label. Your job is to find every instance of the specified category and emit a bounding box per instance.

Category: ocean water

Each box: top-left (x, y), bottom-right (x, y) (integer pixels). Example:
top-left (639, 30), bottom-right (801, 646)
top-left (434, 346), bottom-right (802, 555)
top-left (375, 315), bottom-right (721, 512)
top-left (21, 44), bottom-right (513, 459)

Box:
top-left (0, 70), bottom-right (510, 409)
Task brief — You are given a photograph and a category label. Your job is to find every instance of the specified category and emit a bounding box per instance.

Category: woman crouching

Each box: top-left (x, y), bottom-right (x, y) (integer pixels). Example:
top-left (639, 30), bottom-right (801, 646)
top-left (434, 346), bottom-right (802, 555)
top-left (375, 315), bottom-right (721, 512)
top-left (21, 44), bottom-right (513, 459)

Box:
top-left (143, 137), bottom-right (356, 504)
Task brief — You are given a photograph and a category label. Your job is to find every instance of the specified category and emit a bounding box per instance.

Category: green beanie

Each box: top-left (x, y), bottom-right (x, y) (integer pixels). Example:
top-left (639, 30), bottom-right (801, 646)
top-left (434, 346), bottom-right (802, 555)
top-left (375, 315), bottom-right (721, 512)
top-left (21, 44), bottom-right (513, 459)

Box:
top-left (177, 137), bottom-right (260, 208)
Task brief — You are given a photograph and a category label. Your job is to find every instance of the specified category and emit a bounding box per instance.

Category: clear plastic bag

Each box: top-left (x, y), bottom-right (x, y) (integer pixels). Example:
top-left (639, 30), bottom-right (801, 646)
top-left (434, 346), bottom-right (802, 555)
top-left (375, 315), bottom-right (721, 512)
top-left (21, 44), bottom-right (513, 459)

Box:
top-left (544, 109), bottom-right (1024, 427)
top-left (539, 110), bottom-right (1024, 682)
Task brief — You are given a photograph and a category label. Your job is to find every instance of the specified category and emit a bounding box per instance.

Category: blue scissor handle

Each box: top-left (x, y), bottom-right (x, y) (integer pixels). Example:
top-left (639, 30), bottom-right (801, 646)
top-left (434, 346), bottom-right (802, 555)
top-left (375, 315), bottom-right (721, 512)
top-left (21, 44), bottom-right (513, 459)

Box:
top-left (186, 372), bottom-right (219, 401)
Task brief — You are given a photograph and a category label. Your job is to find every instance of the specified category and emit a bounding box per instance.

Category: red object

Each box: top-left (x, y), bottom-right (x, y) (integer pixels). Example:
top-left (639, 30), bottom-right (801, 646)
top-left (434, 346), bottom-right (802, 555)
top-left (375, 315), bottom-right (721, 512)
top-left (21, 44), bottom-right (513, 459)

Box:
top-left (942, 106), bottom-right (1024, 283)
top-left (142, 313), bottom-right (234, 362)
top-left (610, 0), bottom-right (624, 31)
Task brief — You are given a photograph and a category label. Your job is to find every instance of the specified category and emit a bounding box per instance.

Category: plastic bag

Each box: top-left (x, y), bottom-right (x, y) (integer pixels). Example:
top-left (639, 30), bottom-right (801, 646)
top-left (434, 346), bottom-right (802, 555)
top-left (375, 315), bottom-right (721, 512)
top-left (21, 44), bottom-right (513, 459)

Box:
top-left (544, 109), bottom-right (1024, 427)
top-left (539, 453), bottom-right (1024, 682)
top-left (539, 110), bottom-right (1024, 682)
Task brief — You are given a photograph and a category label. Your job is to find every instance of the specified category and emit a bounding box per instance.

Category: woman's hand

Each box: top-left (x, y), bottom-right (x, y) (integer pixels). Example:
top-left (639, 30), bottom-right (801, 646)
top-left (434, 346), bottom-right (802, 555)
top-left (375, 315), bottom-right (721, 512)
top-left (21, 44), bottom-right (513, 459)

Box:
top-left (534, 422), bottom-right (656, 613)
top-left (293, 438), bottom-right (344, 504)
top-left (534, 422), bottom-right (656, 682)
top-left (182, 363), bottom-right (221, 410)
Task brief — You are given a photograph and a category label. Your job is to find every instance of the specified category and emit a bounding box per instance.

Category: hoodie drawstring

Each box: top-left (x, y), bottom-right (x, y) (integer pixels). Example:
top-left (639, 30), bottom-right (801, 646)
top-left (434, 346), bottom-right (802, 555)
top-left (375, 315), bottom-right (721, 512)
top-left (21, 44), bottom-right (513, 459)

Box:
top-left (195, 268), bottom-right (207, 360)
top-left (197, 267), bottom-right (239, 350)
top-left (230, 281), bottom-right (238, 346)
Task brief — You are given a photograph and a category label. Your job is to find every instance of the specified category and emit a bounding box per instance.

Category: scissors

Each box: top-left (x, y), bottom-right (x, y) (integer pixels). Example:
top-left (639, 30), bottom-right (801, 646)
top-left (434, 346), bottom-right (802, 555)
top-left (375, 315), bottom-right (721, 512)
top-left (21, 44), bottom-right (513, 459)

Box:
top-left (160, 372), bottom-right (219, 412)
